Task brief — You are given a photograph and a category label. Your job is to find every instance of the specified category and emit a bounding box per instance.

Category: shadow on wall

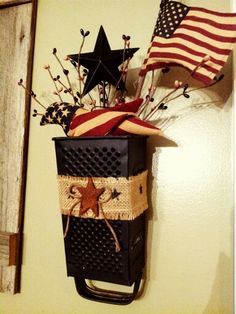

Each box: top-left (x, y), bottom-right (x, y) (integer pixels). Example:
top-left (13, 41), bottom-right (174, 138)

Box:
top-left (126, 56), bottom-right (233, 137)
top-left (128, 55), bottom-right (232, 104)
top-left (203, 253), bottom-right (233, 314)
top-left (137, 135), bottom-right (177, 299)
top-left (126, 54), bottom-right (233, 303)
top-left (136, 138), bottom-right (157, 298)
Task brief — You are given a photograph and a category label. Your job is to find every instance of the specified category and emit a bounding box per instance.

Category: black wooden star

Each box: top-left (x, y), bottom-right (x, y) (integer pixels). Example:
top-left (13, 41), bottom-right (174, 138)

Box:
top-left (68, 26), bottom-right (139, 96)
top-left (111, 188), bottom-right (121, 200)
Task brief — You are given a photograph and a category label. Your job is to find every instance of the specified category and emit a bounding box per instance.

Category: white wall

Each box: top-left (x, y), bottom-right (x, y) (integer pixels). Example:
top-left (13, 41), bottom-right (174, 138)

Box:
top-left (0, 0), bottom-right (234, 313)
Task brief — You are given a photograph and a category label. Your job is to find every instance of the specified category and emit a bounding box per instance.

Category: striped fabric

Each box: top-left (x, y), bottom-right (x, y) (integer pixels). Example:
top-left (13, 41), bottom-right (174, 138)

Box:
top-left (139, 1), bottom-right (236, 84)
top-left (40, 99), bottom-right (164, 137)
top-left (67, 107), bottom-right (163, 137)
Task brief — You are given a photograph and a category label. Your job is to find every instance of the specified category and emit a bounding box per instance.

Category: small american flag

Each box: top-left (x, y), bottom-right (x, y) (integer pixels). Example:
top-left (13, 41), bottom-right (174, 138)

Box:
top-left (40, 99), bottom-right (163, 136)
top-left (67, 107), bottom-right (162, 137)
top-left (67, 100), bottom-right (163, 137)
top-left (139, 0), bottom-right (236, 84)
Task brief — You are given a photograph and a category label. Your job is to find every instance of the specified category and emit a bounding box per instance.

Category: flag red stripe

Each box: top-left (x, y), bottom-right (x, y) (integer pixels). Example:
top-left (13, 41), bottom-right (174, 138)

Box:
top-left (184, 15), bottom-right (236, 31)
top-left (191, 7), bottom-right (236, 18)
top-left (150, 42), bottom-right (225, 66)
top-left (171, 33), bottom-right (232, 55)
top-left (70, 99), bottom-right (143, 131)
top-left (148, 52), bottom-right (219, 74)
top-left (140, 61), bottom-right (214, 84)
top-left (109, 98), bottom-right (143, 113)
top-left (127, 117), bottom-right (161, 130)
top-left (79, 115), bottom-right (161, 136)
top-left (70, 109), bottom-right (110, 130)
top-left (191, 71), bottom-right (214, 84)
top-left (79, 115), bottom-right (129, 136)
top-left (139, 62), bottom-right (180, 76)
top-left (110, 128), bottom-right (128, 136)
top-left (180, 24), bottom-right (236, 43)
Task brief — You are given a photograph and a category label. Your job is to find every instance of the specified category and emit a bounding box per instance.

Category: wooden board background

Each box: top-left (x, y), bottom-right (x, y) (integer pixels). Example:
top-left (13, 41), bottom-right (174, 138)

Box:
top-left (0, 0), bottom-right (31, 8)
top-left (0, 0), bottom-right (37, 293)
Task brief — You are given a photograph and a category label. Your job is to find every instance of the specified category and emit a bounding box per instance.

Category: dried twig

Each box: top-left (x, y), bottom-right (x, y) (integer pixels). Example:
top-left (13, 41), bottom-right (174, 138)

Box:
top-left (53, 48), bottom-right (77, 105)
top-left (17, 79), bottom-right (47, 110)
top-left (44, 64), bottom-right (63, 102)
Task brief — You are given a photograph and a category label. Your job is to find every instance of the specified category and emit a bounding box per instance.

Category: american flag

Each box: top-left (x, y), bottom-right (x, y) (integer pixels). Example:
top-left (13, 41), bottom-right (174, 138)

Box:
top-left (40, 100), bottom-right (163, 137)
top-left (139, 0), bottom-right (236, 84)
top-left (40, 102), bottom-right (78, 133)
top-left (67, 104), bottom-right (163, 137)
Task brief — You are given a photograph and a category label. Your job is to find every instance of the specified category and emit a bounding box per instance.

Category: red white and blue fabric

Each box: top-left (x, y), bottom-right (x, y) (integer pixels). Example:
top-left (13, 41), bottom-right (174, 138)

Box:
top-left (139, 0), bottom-right (236, 84)
top-left (40, 99), bottom-right (164, 136)
top-left (67, 99), bottom-right (163, 137)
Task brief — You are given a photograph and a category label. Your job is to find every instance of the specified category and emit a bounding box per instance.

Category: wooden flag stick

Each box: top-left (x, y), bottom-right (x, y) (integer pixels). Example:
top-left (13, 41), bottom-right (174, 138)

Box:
top-left (135, 75), bottom-right (146, 98)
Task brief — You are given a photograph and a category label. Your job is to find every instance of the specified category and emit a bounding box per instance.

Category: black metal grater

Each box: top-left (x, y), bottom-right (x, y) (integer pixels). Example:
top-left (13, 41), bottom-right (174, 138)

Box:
top-left (53, 136), bottom-right (147, 304)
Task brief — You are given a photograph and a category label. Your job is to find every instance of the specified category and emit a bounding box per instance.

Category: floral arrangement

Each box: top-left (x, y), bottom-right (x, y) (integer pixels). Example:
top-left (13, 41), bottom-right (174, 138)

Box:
top-left (18, 0), bottom-right (236, 137)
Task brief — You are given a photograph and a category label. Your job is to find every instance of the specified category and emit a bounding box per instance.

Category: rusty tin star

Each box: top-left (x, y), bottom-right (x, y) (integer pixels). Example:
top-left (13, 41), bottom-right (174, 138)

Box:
top-left (78, 177), bottom-right (105, 217)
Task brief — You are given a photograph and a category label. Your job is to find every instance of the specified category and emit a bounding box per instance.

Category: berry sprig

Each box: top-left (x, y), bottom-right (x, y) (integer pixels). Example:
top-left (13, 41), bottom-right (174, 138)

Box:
top-left (77, 28), bottom-right (90, 104)
top-left (109, 34), bottom-right (133, 105)
top-left (44, 64), bottom-right (63, 102)
top-left (138, 55), bottom-right (224, 121)
top-left (52, 48), bottom-right (78, 105)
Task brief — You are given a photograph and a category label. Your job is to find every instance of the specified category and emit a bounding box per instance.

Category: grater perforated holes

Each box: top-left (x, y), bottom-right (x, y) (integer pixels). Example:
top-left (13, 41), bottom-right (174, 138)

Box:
top-left (61, 145), bottom-right (123, 177)
top-left (67, 217), bottom-right (124, 274)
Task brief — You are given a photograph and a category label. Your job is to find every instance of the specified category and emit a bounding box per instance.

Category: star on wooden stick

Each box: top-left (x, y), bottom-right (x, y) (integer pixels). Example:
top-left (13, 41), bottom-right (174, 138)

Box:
top-left (78, 177), bottom-right (105, 216)
top-left (68, 25), bottom-right (139, 95)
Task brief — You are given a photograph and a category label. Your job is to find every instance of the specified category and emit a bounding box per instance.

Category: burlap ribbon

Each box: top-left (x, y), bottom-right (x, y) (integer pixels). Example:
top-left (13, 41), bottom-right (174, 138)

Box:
top-left (57, 171), bottom-right (148, 220)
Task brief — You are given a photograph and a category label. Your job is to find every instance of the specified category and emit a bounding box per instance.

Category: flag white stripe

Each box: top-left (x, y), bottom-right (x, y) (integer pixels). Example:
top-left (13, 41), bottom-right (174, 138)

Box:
top-left (188, 8), bottom-right (236, 25)
top-left (147, 45), bottom-right (222, 71)
top-left (175, 26), bottom-right (235, 47)
top-left (68, 111), bottom-right (133, 136)
top-left (118, 120), bottom-right (163, 135)
top-left (153, 36), bottom-right (230, 61)
top-left (182, 19), bottom-right (236, 38)
top-left (142, 53), bottom-right (216, 80)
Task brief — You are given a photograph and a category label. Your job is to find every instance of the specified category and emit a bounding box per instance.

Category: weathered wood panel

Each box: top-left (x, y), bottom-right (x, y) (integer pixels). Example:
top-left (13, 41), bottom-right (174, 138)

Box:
top-left (0, 232), bottom-right (18, 266)
top-left (0, 0), bottom-right (31, 8)
top-left (0, 0), bottom-right (36, 293)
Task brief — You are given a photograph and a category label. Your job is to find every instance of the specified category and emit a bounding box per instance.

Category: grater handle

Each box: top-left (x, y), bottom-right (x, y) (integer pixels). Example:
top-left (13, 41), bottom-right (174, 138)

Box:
top-left (74, 272), bottom-right (142, 305)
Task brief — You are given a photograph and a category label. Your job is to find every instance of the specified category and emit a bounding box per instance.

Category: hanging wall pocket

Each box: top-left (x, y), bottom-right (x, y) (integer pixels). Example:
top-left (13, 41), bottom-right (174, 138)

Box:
top-left (53, 135), bottom-right (148, 304)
